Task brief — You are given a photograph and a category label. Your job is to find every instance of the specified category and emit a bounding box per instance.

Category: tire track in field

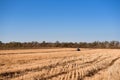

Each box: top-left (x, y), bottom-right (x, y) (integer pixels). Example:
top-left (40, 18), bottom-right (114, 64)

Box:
top-left (0, 55), bottom-right (102, 79)
top-left (79, 57), bottom-right (120, 80)
top-left (84, 57), bottom-right (120, 80)
top-left (35, 57), bottom-right (120, 80)
top-left (79, 56), bottom-right (110, 68)
top-left (29, 55), bottom-right (109, 80)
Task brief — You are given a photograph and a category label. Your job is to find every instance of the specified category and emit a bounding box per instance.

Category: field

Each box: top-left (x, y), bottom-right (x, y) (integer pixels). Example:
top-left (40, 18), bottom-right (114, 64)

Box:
top-left (0, 48), bottom-right (120, 80)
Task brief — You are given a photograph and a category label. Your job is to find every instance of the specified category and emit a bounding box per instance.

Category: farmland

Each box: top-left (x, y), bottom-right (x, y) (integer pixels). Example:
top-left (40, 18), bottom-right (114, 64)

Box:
top-left (0, 48), bottom-right (120, 80)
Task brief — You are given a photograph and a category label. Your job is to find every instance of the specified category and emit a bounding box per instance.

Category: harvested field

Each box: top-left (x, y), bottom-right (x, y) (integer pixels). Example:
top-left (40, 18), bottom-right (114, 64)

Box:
top-left (0, 48), bottom-right (120, 80)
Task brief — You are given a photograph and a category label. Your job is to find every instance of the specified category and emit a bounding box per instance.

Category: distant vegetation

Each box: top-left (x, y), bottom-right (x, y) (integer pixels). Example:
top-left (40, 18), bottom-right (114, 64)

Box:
top-left (0, 41), bottom-right (120, 49)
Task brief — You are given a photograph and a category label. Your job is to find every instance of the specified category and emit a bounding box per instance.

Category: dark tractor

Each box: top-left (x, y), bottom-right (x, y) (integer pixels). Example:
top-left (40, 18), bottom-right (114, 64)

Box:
top-left (77, 48), bottom-right (80, 51)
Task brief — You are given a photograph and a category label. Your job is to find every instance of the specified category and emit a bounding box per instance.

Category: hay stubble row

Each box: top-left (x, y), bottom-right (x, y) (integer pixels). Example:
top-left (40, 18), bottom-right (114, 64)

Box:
top-left (0, 48), bottom-right (120, 80)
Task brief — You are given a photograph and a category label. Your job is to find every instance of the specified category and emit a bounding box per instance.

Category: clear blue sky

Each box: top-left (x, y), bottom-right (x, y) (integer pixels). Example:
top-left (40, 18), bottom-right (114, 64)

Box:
top-left (0, 0), bottom-right (120, 42)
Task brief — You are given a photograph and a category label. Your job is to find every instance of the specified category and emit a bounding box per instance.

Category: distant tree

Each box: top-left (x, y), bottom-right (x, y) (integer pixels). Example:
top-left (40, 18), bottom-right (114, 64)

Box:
top-left (42, 41), bottom-right (46, 44)
top-left (103, 41), bottom-right (109, 48)
top-left (41, 41), bottom-right (46, 47)
top-left (109, 41), bottom-right (120, 48)
top-left (92, 41), bottom-right (99, 48)
top-left (109, 41), bottom-right (115, 48)
top-left (79, 42), bottom-right (87, 48)
top-left (114, 41), bottom-right (120, 48)
top-left (0, 41), bottom-right (2, 49)
top-left (0, 41), bottom-right (2, 46)
top-left (55, 41), bottom-right (60, 47)
top-left (0, 41), bottom-right (2, 44)
top-left (0, 40), bottom-right (120, 50)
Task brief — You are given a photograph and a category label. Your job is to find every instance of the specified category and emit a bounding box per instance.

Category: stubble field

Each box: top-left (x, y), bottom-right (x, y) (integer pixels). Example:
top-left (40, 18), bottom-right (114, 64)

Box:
top-left (0, 48), bottom-right (120, 80)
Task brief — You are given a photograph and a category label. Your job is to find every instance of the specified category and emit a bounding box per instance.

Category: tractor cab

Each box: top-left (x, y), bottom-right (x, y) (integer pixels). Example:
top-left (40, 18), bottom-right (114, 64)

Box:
top-left (77, 48), bottom-right (80, 51)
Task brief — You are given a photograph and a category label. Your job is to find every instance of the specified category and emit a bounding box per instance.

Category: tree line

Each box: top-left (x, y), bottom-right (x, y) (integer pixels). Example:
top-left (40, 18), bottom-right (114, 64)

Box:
top-left (0, 41), bottom-right (120, 50)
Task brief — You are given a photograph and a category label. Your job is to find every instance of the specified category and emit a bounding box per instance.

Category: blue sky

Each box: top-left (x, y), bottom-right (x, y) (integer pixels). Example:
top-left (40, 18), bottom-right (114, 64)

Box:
top-left (0, 0), bottom-right (120, 42)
